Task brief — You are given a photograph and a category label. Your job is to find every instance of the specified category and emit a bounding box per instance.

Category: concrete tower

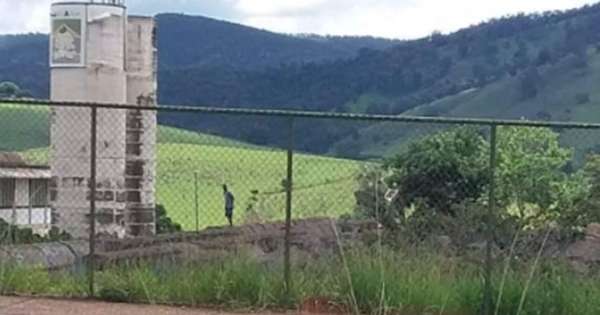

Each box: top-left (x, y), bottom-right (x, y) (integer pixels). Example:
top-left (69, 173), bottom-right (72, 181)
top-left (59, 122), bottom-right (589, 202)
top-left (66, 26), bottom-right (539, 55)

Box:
top-left (124, 16), bottom-right (158, 236)
top-left (49, 0), bottom-right (157, 238)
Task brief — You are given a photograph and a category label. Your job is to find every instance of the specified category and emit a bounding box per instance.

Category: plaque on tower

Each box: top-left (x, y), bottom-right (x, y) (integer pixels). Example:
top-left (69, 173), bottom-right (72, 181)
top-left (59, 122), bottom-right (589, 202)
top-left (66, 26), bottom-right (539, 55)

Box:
top-left (50, 6), bottom-right (86, 67)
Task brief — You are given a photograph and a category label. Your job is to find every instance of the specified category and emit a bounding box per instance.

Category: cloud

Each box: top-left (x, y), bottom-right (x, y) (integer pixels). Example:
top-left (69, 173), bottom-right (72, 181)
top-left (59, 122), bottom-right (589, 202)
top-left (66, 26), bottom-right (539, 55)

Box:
top-left (0, 0), bottom-right (597, 39)
top-left (127, 0), bottom-right (237, 19)
top-left (0, 0), bottom-right (51, 34)
top-left (231, 0), bottom-right (597, 38)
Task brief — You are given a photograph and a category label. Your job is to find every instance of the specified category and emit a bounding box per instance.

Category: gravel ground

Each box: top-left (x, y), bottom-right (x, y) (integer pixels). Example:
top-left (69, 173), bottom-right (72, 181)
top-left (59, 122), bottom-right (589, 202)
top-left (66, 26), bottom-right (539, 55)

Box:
top-left (0, 297), bottom-right (292, 315)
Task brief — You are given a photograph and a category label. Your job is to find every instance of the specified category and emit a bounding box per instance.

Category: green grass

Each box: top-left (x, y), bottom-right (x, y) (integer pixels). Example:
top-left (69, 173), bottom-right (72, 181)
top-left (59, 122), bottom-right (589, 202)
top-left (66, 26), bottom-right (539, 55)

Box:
top-left (2, 249), bottom-right (600, 314)
top-left (1, 103), bottom-right (362, 230)
top-left (21, 142), bottom-right (361, 231)
top-left (156, 143), bottom-right (360, 230)
top-left (0, 103), bottom-right (255, 151)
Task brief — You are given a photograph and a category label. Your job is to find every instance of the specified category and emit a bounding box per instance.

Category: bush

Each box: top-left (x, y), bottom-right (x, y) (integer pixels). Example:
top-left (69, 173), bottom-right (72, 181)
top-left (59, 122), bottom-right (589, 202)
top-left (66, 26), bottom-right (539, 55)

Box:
top-left (384, 127), bottom-right (489, 216)
top-left (0, 219), bottom-right (71, 244)
top-left (156, 204), bottom-right (182, 234)
top-left (355, 126), bottom-right (580, 232)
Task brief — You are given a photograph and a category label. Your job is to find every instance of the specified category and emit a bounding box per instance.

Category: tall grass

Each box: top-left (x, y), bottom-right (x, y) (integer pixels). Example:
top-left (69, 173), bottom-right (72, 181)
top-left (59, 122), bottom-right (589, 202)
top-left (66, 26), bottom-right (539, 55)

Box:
top-left (1, 250), bottom-right (599, 314)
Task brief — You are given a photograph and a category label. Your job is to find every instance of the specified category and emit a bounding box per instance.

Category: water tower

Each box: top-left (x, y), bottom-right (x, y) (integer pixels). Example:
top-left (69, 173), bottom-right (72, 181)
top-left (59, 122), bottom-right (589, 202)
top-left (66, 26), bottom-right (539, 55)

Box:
top-left (50, 0), bottom-right (157, 238)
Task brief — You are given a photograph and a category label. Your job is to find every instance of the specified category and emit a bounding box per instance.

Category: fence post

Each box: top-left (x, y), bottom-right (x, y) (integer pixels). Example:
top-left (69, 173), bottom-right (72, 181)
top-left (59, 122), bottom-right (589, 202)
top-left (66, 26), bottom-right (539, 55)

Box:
top-left (194, 171), bottom-right (199, 232)
top-left (284, 117), bottom-right (294, 300)
top-left (88, 106), bottom-right (97, 298)
top-left (483, 124), bottom-right (498, 315)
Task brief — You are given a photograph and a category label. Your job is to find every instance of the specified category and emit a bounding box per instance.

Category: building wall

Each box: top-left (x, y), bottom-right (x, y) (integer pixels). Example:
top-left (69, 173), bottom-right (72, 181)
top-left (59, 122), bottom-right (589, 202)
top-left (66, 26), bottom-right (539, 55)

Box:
top-left (51, 3), bottom-right (129, 239)
top-left (125, 16), bottom-right (157, 236)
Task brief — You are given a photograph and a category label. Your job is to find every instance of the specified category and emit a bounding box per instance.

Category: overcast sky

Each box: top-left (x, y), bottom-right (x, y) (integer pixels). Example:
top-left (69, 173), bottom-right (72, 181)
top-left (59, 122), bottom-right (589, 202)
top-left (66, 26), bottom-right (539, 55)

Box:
top-left (0, 0), bottom-right (597, 38)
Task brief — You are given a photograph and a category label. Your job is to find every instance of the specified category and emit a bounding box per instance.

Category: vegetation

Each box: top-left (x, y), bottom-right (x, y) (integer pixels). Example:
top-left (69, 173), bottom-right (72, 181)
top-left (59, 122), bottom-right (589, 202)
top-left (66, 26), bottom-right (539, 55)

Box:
top-left (0, 103), bottom-right (254, 152)
top-left (0, 219), bottom-right (71, 244)
top-left (1, 103), bottom-right (361, 231)
top-left (1, 250), bottom-right (600, 314)
top-left (5, 4), bottom-right (600, 155)
top-left (155, 143), bottom-right (359, 230)
top-left (19, 142), bottom-right (360, 231)
top-left (155, 204), bottom-right (182, 234)
top-left (355, 126), bottom-right (597, 242)
top-left (0, 81), bottom-right (30, 98)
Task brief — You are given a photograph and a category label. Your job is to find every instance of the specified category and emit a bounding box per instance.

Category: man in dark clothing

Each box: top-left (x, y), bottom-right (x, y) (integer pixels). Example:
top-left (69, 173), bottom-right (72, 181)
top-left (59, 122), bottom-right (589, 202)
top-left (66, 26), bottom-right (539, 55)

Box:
top-left (223, 184), bottom-right (235, 226)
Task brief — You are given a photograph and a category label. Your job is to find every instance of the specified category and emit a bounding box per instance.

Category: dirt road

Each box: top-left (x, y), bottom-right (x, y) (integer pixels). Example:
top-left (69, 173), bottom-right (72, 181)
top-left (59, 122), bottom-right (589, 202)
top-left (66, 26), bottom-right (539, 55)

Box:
top-left (0, 297), bottom-right (289, 315)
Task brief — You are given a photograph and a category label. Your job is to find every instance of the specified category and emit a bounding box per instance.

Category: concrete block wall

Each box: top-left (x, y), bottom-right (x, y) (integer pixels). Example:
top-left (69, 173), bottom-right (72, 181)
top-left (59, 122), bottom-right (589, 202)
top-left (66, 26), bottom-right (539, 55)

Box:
top-left (125, 17), bottom-right (157, 236)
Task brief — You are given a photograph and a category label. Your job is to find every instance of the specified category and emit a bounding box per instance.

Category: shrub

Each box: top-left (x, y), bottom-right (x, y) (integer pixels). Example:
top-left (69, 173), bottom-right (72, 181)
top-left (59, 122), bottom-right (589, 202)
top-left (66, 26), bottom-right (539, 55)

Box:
top-left (156, 204), bottom-right (182, 234)
top-left (383, 127), bottom-right (489, 216)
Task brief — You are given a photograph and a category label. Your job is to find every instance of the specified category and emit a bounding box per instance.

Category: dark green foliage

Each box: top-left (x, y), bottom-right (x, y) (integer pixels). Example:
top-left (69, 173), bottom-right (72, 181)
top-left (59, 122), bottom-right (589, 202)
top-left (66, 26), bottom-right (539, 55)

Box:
top-left (384, 127), bottom-right (489, 215)
top-left (0, 81), bottom-right (19, 97)
top-left (98, 287), bottom-right (129, 303)
top-left (155, 204), bottom-right (182, 234)
top-left (536, 48), bottom-right (553, 66)
top-left (0, 219), bottom-right (71, 244)
top-left (157, 14), bottom-right (399, 71)
top-left (0, 81), bottom-right (30, 98)
top-left (556, 155), bottom-right (600, 230)
top-left (519, 66), bottom-right (542, 99)
top-left (356, 126), bottom-right (585, 234)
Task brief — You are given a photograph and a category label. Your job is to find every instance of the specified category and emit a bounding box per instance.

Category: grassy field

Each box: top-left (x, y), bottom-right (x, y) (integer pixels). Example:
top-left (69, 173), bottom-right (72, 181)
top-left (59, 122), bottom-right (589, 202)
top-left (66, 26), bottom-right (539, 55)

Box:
top-left (156, 143), bottom-right (360, 230)
top-left (1, 103), bottom-right (362, 230)
top-left (0, 103), bottom-right (255, 151)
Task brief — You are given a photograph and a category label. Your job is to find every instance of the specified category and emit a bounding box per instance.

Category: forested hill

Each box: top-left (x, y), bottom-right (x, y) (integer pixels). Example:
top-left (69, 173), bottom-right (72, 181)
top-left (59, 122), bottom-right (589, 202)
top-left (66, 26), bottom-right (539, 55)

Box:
top-left (4, 4), bottom-right (600, 156)
top-left (156, 3), bottom-right (600, 154)
top-left (161, 4), bottom-right (600, 113)
top-left (0, 14), bottom-right (400, 98)
top-left (157, 14), bottom-right (401, 70)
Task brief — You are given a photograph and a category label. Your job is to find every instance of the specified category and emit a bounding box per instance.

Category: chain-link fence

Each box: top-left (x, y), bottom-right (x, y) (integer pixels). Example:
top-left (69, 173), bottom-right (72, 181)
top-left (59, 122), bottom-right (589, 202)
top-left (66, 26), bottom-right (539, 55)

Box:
top-left (2, 99), bottom-right (600, 314)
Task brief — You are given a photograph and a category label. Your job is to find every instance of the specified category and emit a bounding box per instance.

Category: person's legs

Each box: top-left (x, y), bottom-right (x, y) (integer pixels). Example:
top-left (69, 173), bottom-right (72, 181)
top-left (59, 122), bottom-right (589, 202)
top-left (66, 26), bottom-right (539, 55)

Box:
top-left (226, 212), bottom-right (233, 226)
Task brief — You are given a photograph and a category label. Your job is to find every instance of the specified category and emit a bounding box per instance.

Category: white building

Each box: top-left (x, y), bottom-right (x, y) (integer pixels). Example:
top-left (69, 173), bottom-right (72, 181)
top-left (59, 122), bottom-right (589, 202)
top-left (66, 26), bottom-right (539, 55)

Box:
top-left (50, 0), bottom-right (157, 238)
top-left (0, 153), bottom-right (52, 234)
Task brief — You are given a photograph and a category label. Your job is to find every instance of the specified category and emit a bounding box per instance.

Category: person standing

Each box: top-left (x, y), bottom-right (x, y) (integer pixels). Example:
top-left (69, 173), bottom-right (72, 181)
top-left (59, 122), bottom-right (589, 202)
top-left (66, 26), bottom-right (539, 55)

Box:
top-left (223, 184), bottom-right (235, 227)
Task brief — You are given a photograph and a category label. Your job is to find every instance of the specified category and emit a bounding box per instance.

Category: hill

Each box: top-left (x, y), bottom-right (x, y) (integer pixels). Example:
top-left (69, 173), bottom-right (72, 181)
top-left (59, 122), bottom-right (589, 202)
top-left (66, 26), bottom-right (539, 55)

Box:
top-left (157, 14), bottom-right (400, 70)
top-left (4, 4), bottom-right (600, 157)
top-left (0, 14), bottom-right (399, 99)
top-left (158, 3), bottom-right (600, 155)
top-left (1, 103), bottom-right (361, 229)
top-left (0, 104), bottom-right (254, 152)
top-left (330, 44), bottom-right (600, 159)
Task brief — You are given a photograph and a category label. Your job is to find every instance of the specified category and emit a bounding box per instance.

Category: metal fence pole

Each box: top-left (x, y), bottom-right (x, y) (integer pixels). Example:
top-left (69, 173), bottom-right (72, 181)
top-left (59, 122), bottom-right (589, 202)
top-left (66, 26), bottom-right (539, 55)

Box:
top-left (194, 171), bottom-right (199, 233)
top-left (88, 106), bottom-right (98, 297)
top-left (483, 124), bottom-right (498, 315)
top-left (284, 117), bottom-right (294, 299)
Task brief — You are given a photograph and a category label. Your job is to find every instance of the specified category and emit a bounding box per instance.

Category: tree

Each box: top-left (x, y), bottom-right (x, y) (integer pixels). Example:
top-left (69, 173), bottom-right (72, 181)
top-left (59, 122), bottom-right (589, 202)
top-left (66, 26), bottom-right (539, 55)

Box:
top-left (0, 81), bottom-right (20, 98)
top-left (354, 126), bottom-right (576, 228)
top-left (495, 127), bottom-right (572, 220)
top-left (519, 66), bottom-right (541, 99)
top-left (383, 127), bottom-right (489, 215)
top-left (536, 48), bottom-right (552, 66)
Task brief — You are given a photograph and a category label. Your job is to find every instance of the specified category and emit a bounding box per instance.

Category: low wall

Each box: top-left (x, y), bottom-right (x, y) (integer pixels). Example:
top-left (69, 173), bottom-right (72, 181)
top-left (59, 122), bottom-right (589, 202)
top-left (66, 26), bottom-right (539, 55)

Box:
top-left (0, 218), bottom-right (378, 270)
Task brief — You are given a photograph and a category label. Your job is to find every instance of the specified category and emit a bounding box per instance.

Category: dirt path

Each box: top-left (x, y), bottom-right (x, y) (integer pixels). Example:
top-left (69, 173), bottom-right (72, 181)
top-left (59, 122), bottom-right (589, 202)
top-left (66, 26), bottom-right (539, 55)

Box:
top-left (0, 297), bottom-right (290, 315)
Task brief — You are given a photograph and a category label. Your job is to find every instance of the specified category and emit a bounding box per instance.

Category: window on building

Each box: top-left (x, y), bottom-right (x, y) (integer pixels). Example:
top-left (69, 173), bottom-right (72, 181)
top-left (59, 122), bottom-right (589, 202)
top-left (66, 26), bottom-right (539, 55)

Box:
top-left (29, 179), bottom-right (49, 207)
top-left (0, 179), bottom-right (15, 208)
